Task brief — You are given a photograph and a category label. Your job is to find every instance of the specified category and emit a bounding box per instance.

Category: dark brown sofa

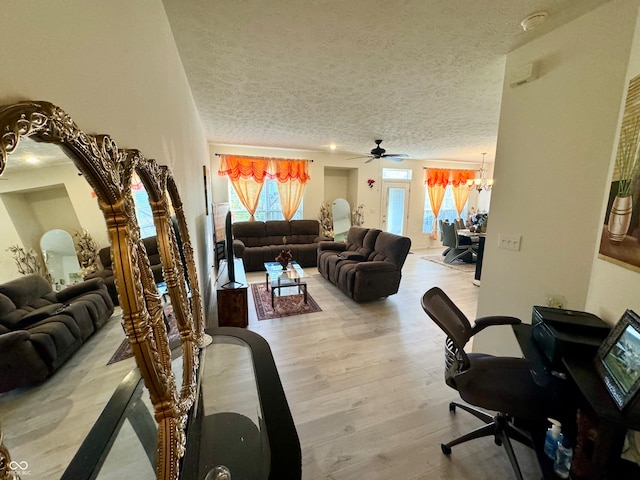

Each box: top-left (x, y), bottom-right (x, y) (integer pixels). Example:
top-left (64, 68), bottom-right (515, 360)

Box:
top-left (86, 235), bottom-right (164, 305)
top-left (317, 226), bottom-right (411, 302)
top-left (0, 274), bottom-right (114, 392)
top-left (232, 220), bottom-right (331, 272)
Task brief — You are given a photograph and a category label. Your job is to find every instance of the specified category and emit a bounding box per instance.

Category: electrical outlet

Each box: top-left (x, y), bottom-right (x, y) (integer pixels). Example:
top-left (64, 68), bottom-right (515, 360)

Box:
top-left (546, 295), bottom-right (567, 309)
top-left (498, 234), bottom-right (522, 251)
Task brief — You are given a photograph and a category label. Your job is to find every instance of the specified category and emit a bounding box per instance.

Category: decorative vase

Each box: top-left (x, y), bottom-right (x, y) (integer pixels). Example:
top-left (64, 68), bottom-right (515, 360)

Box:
top-left (607, 195), bottom-right (633, 243)
top-left (279, 259), bottom-right (289, 270)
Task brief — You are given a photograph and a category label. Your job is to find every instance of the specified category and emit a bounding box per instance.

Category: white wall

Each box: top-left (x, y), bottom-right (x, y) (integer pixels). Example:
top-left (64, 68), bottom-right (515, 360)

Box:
top-left (587, 3), bottom-right (640, 322)
top-left (0, 164), bottom-right (106, 283)
top-left (0, 1), bottom-right (211, 303)
top-left (475, 0), bottom-right (639, 356)
top-left (209, 143), bottom-right (483, 249)
top-left (324, 168), bottom-right (352, 207)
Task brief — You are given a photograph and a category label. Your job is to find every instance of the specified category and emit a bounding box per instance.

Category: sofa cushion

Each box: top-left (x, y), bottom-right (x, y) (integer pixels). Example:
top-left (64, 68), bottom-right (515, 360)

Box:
top-left (98, 246), bottom-right (112, 269)
top-left (345, 227), bottom-right (370, 250)
top-left (29, 316), bottom-right (83, 367)
top-left (14, 303), bottom-right (66, 330)
top-left (0, 274), bottom-right (52, 308)
top-left (233, 221), bottom-right (267, 247)
top-left (288, 220), bottom-right (320, 244)
top-left (0, 293), bottom-right (16, 317)
top-left (265, 221), bottom-right (292, 246)
top-left (370, 232), bottom-right (412, 267)
top-left (142, 236), bottom-right (162, 267)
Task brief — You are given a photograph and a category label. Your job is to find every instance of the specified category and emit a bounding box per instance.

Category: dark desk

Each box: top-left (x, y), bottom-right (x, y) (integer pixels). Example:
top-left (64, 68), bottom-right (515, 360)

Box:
top-left (514, 324), bottom-right (640, 479)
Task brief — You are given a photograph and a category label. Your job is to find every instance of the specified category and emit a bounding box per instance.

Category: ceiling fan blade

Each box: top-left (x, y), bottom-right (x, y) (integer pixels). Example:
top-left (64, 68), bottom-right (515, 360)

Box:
top-left (382, 153), bottom-right (408, 158)
top-left (384, 156), bottom-right (406, 162)
top-left (365, 157), bottom-right (375, 164)
top-left (346, 155), bottom-right (371, 161)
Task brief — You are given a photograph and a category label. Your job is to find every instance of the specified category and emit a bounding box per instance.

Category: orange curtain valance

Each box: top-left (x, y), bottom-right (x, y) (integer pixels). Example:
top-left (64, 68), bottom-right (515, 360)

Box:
top-left (425, 168), bottom-right (450, 187)
top-left (271, 159), bottom-right (310, 184)
top-left (218, 155), bottom-right (310, 184)
top-left (218, 155), bottom-right (269, 182)
top-left (450, 169), bottom-right (476, 187)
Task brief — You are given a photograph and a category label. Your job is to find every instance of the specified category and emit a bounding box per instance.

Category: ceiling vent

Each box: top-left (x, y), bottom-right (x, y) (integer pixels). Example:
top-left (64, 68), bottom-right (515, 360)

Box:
top-left (520, 11), bottom-right (549, 32)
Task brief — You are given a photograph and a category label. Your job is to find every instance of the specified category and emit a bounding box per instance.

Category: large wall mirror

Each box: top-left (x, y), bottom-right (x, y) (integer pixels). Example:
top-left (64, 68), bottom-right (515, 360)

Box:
top-left (40, 228), bottom-right (83, 289)
top-left (0, 101), bottom-right (204, 480)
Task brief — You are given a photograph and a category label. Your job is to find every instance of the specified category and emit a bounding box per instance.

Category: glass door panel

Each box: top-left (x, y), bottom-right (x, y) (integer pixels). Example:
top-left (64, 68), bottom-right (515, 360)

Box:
top-left (383, 182), bottom-right (410, 235)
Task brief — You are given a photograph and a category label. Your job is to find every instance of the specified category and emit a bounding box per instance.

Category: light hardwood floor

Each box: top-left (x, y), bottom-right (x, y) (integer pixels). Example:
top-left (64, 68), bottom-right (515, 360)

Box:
top-left (0, 249), bottom-right (542, 479)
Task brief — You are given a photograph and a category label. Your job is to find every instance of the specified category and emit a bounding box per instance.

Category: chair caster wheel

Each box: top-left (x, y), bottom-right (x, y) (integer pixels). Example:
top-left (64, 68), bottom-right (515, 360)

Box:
top-left (441, 444), bottom-right (452, 455)
top-left (449, 402), bottom-right (456, 413)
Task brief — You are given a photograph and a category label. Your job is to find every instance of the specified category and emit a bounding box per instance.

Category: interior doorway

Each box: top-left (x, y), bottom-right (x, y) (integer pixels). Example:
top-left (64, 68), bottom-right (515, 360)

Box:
top-left (381, 182), bottom-right (410, 235)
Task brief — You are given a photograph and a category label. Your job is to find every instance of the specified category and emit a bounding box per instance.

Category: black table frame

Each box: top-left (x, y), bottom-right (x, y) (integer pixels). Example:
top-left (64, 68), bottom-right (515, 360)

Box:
top-left (513, 323), bottom-right (640, 480)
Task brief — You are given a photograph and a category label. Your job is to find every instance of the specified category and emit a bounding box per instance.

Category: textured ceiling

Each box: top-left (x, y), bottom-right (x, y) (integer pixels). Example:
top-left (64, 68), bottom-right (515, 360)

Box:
top-left (162, 0), bottom-right (611, 164)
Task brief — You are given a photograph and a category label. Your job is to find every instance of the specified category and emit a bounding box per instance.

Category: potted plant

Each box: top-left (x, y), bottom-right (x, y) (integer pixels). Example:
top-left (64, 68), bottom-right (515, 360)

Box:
top-left (608, 116), bottom-right (640, 242)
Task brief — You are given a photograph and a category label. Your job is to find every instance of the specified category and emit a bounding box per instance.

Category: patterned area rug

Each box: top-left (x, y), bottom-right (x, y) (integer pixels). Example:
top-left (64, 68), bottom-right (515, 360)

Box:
top-left (250, 282), bottom-right (322, 320)
top-left (107, 304), bottom-right (179, 365)
top-left (421, 254), bottom-right (476, 273)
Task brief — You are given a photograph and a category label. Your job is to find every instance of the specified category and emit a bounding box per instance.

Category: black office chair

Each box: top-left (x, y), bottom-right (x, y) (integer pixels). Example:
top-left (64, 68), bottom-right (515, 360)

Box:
top-left (421, 287), bottom-right (562, 480)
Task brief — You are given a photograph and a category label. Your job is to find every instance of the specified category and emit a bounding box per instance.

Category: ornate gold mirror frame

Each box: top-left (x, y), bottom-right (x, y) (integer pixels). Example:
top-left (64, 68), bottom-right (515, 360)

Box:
top-left (0, 101), bottom-right (202, 480)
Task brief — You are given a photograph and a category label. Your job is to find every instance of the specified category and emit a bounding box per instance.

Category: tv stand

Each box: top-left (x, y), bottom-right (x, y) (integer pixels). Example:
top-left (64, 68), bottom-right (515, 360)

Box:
top-left (216, 258), bottom-right (248, 327)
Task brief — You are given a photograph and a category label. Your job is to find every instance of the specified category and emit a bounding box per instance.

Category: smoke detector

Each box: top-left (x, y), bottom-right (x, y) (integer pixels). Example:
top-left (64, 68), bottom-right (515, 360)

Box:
top-left (520, 11), bottom-right (549, 32)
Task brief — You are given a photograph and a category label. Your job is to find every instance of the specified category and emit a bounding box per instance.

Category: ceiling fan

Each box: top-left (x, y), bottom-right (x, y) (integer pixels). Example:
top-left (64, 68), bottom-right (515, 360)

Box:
top-left (350, 140), bottom-right (409, 163)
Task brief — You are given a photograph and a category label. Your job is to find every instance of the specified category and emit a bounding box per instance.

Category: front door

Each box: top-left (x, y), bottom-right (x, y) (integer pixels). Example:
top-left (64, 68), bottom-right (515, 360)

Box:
top-left (381, 182), bottom-right (410, 235)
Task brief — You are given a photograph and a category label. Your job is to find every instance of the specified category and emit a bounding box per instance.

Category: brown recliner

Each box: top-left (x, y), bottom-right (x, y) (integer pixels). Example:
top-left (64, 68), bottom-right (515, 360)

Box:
top-left (317, 227), bottom-right (411, 302)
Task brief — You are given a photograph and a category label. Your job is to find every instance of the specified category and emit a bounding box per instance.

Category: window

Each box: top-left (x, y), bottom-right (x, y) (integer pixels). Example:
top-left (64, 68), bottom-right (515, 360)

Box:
top-left (228, 179), bottom-right (303, 221)
top-left (132, 179), bottom-right (157, 239)
top-left (382, 168), bottom-right (412, 180)
top-left (423, 186), bottom-right (467, 233)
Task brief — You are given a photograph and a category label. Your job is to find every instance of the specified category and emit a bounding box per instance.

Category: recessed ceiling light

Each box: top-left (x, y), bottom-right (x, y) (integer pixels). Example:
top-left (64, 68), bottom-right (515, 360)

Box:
top-left (520, 11), bottom-right (549, 32)
top-left (26, 157), bottom-right (39, 164)
top-left (329, 144), bottom-right (337, 151)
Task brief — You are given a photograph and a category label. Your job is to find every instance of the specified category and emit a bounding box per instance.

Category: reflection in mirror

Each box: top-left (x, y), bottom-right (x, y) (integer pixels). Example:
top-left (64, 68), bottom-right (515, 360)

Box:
top-left (0, 137), bottom-right (105, 284)
top-left (332, 197), bottom-right (351, 242)
top-left (0, 103), bottom-right (127, 479)
top-left (0, 101), bottom-right (204, 480)
top-left (40, 228), bottom-right (82, 290)
top-left (132, 172), bottom-right (157, 239)
top-left (94, 373), bottom-right (157, 480)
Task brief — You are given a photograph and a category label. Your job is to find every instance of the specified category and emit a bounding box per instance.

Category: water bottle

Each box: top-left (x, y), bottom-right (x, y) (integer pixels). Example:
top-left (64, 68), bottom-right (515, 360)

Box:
top-left (554, 436), bottom-right (573, 479)
top-left (544, 418), bottom-right (562, 460)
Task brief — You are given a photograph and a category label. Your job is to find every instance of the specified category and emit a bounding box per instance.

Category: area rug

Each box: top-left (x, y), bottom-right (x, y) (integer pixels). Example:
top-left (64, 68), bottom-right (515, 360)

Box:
top-left (421, 254), bottom-right (476, 273)
top-left (250, 282), bottom-right (322, 320)
top-left (107, 304), bottom-right (180, 365)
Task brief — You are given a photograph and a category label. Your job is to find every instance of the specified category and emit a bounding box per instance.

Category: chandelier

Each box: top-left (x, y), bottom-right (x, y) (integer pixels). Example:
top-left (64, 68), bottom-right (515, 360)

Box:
top-left (467, 153), bottom-right (494, 192)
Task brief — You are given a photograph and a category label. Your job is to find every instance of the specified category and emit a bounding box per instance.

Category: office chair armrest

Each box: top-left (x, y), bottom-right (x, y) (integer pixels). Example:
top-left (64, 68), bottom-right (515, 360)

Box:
top-left (471, 315), bottom-right (521, 335)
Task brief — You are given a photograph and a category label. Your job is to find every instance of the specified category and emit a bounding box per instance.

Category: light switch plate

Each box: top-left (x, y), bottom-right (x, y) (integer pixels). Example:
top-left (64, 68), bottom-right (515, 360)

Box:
top-left (498, 234), bottom-right (522, 251)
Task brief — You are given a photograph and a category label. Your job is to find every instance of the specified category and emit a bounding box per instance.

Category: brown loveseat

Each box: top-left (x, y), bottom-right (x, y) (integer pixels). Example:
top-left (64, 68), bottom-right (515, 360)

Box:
top-left (0, 274), bottom-right (114, 392)
top-left (86, 235), bottom-right (165, 305)
top-left (317, 226), bottom-right (411, 302)
top-left (232, 220), bottom-right (331, 272)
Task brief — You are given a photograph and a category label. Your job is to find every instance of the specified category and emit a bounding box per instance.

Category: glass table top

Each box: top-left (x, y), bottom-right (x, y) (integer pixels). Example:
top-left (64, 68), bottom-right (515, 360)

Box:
top-left (264, 261), bottom-right (305, 283)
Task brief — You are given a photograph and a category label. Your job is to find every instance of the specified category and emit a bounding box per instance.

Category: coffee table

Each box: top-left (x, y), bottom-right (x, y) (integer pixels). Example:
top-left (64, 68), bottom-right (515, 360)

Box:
top-left (264, 261), bottom-right (307, 308)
